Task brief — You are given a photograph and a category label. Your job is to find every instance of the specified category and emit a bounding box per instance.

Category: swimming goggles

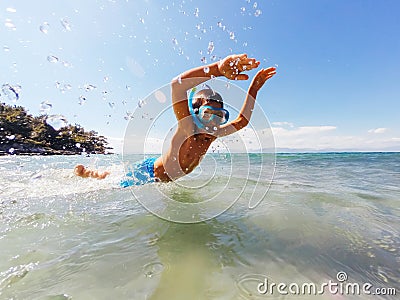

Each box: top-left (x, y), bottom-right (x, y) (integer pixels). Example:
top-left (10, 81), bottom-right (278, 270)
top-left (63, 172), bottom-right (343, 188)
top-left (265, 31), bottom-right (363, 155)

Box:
top-left (188, 88), bottom-right (229, 129)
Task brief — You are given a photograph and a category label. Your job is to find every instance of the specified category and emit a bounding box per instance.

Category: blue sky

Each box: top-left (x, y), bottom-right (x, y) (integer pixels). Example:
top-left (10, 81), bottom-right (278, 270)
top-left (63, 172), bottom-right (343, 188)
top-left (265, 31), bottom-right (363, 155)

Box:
top-left (1, 0), bottom-right (399, 152)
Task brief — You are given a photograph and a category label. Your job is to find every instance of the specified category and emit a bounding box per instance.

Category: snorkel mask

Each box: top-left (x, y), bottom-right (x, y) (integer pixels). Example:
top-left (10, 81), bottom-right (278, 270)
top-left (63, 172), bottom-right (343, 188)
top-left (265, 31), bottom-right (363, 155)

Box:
top-left (188, 87), bottom-right (229, 129)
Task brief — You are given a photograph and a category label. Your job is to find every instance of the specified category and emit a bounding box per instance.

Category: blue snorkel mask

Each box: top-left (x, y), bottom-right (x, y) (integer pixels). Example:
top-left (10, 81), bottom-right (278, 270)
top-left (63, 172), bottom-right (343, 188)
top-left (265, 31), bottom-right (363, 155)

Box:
top-left (188, 87), bottom-right (229, 130)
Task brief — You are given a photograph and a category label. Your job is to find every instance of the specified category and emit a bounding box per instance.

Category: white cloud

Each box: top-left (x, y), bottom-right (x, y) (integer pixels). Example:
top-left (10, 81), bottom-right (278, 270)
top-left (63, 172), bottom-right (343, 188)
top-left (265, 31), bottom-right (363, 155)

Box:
top-left (368, 128), bottom-right (388, 134)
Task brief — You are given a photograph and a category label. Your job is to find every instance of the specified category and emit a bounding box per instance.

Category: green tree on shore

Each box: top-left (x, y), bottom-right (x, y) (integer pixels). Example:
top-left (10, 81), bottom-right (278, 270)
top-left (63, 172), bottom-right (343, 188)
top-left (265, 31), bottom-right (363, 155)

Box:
top-left (0, 102), bottom-right (112, 155)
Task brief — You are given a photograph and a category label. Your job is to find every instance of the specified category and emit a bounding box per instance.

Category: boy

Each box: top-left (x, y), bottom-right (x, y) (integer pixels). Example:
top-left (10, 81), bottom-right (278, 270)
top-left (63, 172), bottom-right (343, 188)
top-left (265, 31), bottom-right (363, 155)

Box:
top-left (74, 54), bottom-right (276, 185)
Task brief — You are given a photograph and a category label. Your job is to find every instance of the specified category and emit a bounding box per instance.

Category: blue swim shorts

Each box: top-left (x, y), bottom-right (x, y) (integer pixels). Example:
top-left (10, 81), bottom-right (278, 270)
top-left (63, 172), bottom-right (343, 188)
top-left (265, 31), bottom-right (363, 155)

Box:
top-left (120, 157), bottom-right (158, 188)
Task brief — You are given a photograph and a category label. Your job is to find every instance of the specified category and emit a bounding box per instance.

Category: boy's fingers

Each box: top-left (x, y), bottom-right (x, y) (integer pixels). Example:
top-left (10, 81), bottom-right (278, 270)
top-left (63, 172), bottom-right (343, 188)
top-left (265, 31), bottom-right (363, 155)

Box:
top-left (235, 74), bottom-right (249, 80)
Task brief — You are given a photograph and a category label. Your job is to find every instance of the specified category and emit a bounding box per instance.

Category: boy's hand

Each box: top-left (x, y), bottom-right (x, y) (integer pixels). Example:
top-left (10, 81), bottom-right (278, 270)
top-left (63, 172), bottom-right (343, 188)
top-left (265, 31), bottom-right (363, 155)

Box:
top-left (250, 67), bottom-right (276, 93)
top-left (218, 54), bottom-right (260, 80)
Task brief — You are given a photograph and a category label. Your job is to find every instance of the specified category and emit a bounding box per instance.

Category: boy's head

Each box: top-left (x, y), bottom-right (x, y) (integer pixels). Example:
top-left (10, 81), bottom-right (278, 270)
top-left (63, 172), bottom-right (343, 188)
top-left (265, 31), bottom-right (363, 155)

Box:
top-left (192, 88), bottom-right (223, 113)
top-left (190, 87), bottom-right (229, 127)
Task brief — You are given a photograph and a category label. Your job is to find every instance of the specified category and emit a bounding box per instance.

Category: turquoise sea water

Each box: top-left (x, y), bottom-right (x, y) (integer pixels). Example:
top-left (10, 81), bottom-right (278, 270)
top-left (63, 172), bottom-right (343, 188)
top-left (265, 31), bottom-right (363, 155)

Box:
top-left (0, 153), bottom-right (399, 299)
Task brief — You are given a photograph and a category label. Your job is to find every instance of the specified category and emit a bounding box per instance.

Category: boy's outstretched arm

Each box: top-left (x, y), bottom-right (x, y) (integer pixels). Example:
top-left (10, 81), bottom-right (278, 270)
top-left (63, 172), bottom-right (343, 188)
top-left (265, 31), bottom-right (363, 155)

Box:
top-left (171, 54), bottom-right (260, 121)
top-left (216, 67), bottom-right (276, 137)
top-left (74, 164), bottom-right (110, 180)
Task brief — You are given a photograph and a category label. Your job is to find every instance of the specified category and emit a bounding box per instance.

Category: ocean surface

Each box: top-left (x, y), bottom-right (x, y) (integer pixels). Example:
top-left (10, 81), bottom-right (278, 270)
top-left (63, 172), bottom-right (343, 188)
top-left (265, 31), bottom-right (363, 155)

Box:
top-left (0, 152), bottom-right (399, 300)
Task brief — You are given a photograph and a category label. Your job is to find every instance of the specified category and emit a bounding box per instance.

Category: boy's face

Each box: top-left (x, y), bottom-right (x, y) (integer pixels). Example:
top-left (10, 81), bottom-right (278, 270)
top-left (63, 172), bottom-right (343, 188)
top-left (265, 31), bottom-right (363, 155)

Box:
top-left (196, 98), bottom-right (226, 127)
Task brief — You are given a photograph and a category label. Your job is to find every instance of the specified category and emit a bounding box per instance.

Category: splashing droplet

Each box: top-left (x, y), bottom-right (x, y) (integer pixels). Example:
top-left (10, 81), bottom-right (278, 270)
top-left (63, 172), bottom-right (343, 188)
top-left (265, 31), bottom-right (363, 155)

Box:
top-left (172, 38), bottom-right (178, 46)
top-left (9, 147), bottom-right (15, 154)
top-left (60, 18), bottom-right (71, 31)
top-left (143, 261), bottom-right (164, 278)
top-left (46, 115), bottom-right (68, 130)
top-left (254, 9), bottom-right (262, 17)
top-left (78, 96), bottom-right (86, 105)
top-left (103, 76), bottom-right (109, 83)
top-left (194, 8), bottom-right (199, 17)
top-left (5, 19), bottom-right (16, 30)
top-left (39, 100), bottom-right (52, 113)
top-left (229, 32), bottom-right (235, 40)
top-left (84, 84), bottom-right (96, 91)
top-left (200, 57), bottom-right (207, 64)
top-left (177, 75), bottom-right (182, 84)
top-left (217, 21), bottom-right (223, 28)
top-left (203, 66), bottom-right (210, 74)
top-left (3, 45), bottom-right (10, 52)
top-left (253, 2), bottom-right (258, 9)
top-left (213, 126), bottom-right (218, 131)
top-left (47, 55), bottom-right (59, 63)
top-left (39, 22), bottom-right (50, 34)
top-left (6, 7), bottom-right (17, 13)
top-left (207, 41), bottom-right (214, 54)
top-left (139, 18), bottom-right (145, 24)
top-left (138, 99), bottom-right (145, 108)
top-left (1, 84), bottom-right (20, 102)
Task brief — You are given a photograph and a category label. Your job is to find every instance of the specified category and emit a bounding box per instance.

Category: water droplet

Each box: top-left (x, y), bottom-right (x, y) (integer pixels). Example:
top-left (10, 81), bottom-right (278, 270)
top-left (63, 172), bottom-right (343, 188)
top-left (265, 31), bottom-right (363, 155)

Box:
top-left (9, 147), bottom-right (15, 154)
top-left (207, 41), bottom-right (214, 54)
top-left (108, 102), bottom-right (115, 109)
top-left (78, 96), bottom-right (86, 105)
top-left (229, 32), bottom-right (235, 40)
top-left (200, 57), bottom-right (207, 64)
top-left (39, 22), bottom-right (50, 34)
top-left (6, 134), bottom-right (15, 140)
top-left (203, 66), bottom-right (210, 73)
top-left (75, 143), bottom-right (81, 148)
top-left (5, 19), bottom-right (16, 30)
top-left (126, 85), bottom-right (131, 90)
top-left (1, 84), bottom-right (20, 102)
top-left (138, 99), bottom-right (145, 108)
top-left (173, 156), bottom-right (177, 161)
top-left (217, 21), bottom-right (223, 28)
top-left (84, 84), bottom-right (96, 91)
top-left (103, 76), bottom-right (109, 83)
top-left (3, 45), bottom-right (10, 52)
top-left (60, 18), bottom-right (71, 31)
top-left (39, 100), bottom-right (52, 113)
top-left (139, 18), bottom-right (145, 24)
top-left (240, 7), bottom-right (246, 13)
top-left (6, 7), bottom-right (17, 13)
top-left (55, 81), bottom-right (61, 89)
top-left (177, 75), bottom-right (182, 84)
top-left (194, 8), bottom-right (199, 17)
top-left (254, 9), bottom-right (262, 17)
top-left (172, 38), bottom-right (178, 45)
top-left (47, 55), bottom-right (59, 63)
top-left (62, 61), bottom-right (71, 67)
top-left (46, 115), bottom-right (68, 130)
top-left (205, 126), bottom-right (209, 130)
top-left (64, 84), bottom-right (72, 91)
top-left (213, 126), bottom-right (217, 131)
top-left (253, 2), bottom-right (258, 9)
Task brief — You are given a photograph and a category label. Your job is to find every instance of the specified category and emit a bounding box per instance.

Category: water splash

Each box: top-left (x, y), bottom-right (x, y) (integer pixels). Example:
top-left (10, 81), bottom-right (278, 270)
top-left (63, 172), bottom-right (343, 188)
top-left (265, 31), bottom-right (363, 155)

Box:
top-left (1, 84), bottom-right (21, 102)
top-left (47, 55), bottom-right (59, 63)
top-left (46, 115), bottom-right (68, 130)
top-left (78, 96), bottom-right (86, 105)
top-left (5, 19), bottom-right (16, 30)
top-left (60, 18), bottom-right (72, 31)
top-left (84, 84), bottom-right (96, 91)
top-left (207, 41), bottom-right (214, 54)
top-left (39, 22), bottom-right (50, 34)
top-left (39, 100), bottom-right (53, 113)
top-left (254, 9), bottom-right (262, 17)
